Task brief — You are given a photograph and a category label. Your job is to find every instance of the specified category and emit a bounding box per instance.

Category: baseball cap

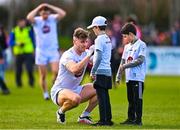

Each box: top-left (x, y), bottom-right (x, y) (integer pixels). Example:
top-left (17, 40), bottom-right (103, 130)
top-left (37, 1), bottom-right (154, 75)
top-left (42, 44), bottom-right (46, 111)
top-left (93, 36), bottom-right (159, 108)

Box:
top-left (87, 16), bottom-right (107, 29)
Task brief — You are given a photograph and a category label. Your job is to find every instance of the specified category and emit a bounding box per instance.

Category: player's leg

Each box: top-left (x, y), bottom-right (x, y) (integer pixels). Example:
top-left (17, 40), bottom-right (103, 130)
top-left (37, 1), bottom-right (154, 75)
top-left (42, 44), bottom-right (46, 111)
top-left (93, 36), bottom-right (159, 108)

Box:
top-left (50, 61), bottom-right (59, 84)
top-left (78, 83), bottom-right (97, 124)
top-left (49, 50), bottom-right (60, 84)
top-left (56, 89), bottom-right (81, 123)
top-left (38, 65), bottom-right (49, 100)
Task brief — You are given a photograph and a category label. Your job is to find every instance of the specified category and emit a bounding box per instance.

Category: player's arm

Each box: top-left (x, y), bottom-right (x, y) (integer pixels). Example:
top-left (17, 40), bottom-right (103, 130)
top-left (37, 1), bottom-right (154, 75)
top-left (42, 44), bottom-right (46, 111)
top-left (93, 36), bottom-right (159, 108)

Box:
top-left (65, 45), bottom-right (94, 75)
top-left (65, 56), bottom-right (90, 75)
top-left (27, 3), bottom-right (45, 23)
top-left (46, 4), bottom-right (66, 21)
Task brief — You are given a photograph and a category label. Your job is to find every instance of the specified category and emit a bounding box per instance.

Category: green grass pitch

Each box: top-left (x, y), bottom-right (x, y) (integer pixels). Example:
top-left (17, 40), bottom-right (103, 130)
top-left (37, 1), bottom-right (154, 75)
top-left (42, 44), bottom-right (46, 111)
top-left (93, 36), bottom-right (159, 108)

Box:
top-left (0, 71), bottom-right (180, 129)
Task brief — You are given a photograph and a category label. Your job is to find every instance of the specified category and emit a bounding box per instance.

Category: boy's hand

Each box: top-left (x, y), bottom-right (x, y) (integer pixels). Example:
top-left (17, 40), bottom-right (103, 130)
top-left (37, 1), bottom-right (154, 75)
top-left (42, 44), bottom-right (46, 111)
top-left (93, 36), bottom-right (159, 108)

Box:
top-left (116, 72), bottom-right (121, 84)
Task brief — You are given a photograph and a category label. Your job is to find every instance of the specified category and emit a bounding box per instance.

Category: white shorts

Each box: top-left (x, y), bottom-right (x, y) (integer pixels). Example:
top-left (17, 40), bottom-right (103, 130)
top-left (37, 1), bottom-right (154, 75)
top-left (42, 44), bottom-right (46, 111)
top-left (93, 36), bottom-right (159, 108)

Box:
top-left (35, 49), bottom-right (60, 65)
top-left (51, 85), bottom-right (83, 106)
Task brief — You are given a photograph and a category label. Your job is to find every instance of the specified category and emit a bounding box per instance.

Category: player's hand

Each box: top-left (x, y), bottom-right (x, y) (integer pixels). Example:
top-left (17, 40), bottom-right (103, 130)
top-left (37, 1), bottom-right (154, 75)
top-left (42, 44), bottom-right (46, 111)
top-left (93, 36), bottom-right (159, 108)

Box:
top-left (87, 45), bottom-right (95, 57)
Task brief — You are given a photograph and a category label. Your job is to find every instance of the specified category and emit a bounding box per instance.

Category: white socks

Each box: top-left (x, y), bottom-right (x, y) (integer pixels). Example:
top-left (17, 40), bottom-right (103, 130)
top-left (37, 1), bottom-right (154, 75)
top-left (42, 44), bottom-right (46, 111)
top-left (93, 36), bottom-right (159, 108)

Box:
top-left (80, 111), bottom-right (90, 117)
top-left (58, 108), bottom-right (64, 114)
top-left (43, 91), bottom-right (49, 99)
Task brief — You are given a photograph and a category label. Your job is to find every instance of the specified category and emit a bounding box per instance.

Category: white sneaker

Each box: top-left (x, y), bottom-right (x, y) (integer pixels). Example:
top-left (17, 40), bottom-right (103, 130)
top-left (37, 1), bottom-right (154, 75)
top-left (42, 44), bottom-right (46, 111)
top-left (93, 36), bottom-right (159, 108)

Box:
top-left (77, 116), bottom-right (93, 124)
top-left (56, 111), bottom-right (65, 124)
top-left (43, 92), bottom-right (50, 100)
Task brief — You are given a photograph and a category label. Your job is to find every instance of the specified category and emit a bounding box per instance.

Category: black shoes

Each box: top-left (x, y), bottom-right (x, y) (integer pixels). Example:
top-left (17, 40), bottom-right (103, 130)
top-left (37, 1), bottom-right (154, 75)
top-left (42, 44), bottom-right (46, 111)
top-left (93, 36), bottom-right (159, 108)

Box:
top-left (56, 111), bottom-right (65, 124)
top-left (2, 89), bottom-right (10, 95)
top-left (93, 120), bottom-right (114, 126)
top-left (120, 119), bottom-right (142, 126)
top-left (120, 119), bottom-right (135, 125)
top-left (133, 119), bottom-right (143, 126)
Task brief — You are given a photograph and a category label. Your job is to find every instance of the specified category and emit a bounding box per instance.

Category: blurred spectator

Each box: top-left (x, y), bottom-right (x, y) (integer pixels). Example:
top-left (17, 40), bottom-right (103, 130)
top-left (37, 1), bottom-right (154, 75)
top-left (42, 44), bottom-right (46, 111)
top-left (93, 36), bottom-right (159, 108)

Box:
top-left (171, 20), bottom-right (180, 46)
top-left (0, 24), bottom-right (10, 94)
top-left (108, 15), bottom-right (123, 86)
top-left (126, 14), bottom-right (142, 39)
top-left (9, 19), bottom-right (35, 87)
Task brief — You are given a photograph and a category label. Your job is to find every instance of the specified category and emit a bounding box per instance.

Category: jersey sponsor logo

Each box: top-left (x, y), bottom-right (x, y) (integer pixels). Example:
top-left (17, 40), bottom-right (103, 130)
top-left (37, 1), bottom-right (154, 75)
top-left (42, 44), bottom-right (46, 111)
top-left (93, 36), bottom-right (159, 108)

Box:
top-left (42, 25), bottom-right (50, 33)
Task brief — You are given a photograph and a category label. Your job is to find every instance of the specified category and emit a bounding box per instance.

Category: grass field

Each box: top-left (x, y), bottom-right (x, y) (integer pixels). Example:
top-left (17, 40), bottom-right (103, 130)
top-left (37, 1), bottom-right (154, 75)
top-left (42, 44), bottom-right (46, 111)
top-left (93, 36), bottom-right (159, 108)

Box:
top-left (0, 70), bottom-right (180, 129)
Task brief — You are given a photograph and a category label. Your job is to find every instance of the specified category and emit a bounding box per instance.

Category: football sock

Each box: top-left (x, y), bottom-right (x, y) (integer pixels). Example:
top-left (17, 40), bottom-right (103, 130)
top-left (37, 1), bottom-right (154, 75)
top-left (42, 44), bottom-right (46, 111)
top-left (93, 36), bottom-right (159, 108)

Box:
top-left (80, 111), bottom-right (90, 117)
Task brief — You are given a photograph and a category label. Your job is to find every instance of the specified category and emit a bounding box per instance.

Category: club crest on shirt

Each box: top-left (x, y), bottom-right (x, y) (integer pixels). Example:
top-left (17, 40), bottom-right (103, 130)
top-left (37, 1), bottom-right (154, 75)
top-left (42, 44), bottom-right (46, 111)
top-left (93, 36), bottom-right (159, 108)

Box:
top-left (42, 25), bottom-right (50, 33)
top-left (127, 56), bottom-right (133, 63)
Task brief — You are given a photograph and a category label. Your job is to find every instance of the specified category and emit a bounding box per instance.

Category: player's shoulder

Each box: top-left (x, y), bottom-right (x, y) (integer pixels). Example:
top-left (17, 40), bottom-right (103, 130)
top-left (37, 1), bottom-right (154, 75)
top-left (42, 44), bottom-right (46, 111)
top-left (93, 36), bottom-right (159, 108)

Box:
top-left (61, 48), bottom-right (74, 59)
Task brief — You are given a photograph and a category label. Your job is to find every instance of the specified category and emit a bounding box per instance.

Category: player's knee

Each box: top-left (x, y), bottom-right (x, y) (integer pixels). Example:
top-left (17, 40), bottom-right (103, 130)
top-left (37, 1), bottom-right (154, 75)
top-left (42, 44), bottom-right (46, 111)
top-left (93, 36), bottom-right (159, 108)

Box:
top-left (71, 96), bottom-right (81, 106)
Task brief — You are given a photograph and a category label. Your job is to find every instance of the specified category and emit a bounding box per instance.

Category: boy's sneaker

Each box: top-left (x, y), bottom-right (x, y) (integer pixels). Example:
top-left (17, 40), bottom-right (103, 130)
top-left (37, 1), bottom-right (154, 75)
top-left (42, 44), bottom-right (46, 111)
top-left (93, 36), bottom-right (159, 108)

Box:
top-left (56, 111), bottom-right (65, 124)
top-left (92, 120), bottom-right (114, 126)
top-left (120, 119), bottom-right (135, 125)
top-left (133, 120), bottom-right (143, 126)
top-left (78, 116), bottom-right (93, 124)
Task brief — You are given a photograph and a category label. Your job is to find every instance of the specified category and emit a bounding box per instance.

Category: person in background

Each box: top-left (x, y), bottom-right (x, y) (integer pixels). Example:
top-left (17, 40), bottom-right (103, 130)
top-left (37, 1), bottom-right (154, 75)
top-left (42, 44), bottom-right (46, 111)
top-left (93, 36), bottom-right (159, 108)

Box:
top-left (27, 3), bottom-right (66, 100)
top-left (9, 19), bottom-right (35, 87)
top-left (126, 14), bottom-right (142, 39)
top-left (0, 24), bottom-right (10, 94)
top-left (171, 20), bottom-right (180, 46)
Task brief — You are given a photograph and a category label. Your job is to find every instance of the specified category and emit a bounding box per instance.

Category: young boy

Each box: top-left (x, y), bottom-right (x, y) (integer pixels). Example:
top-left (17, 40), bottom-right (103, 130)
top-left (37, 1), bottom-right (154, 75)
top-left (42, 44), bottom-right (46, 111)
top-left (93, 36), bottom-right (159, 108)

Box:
top-left (87, 16), bottom-right (113, 126)
top-left (116, 23), bottom-right (147, 126)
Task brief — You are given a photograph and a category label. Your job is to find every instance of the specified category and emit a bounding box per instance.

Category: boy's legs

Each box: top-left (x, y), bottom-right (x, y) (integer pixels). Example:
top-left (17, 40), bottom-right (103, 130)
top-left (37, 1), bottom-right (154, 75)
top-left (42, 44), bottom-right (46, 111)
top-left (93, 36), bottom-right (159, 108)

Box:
top-left (134, 81), bottom-right (144, 124)
top-left (127, 81), bottom-right (136, 120)
top-left (95, 86), bottom-right (107, 122)
top-left (105, 89), bottom-right (112, 122)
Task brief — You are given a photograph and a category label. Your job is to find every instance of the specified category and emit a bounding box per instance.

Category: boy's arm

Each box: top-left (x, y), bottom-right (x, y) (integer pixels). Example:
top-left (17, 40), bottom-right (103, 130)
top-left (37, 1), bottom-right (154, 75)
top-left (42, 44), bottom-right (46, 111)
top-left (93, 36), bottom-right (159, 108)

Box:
top-left (116, 58), bottom-right (125, 83)
top-left (122, 55), bottom-right (145, 69)
top-left (91, 49), bottom-right (102, 77)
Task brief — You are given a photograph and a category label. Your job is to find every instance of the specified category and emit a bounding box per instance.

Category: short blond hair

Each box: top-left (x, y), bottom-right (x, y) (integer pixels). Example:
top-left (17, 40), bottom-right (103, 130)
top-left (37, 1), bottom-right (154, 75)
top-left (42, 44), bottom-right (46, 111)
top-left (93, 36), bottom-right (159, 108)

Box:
top-left (73, 28), bottom-right (89, 39)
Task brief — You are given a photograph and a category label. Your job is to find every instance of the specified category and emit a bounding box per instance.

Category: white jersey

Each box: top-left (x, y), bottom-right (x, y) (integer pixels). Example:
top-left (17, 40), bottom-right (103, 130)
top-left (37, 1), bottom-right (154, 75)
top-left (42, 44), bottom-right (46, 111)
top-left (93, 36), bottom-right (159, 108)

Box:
top-left (93, 34), bottom-right (112, 71)
top-left (122, 39), bottom-right (147, 82)
top-left (51, 47), bottom-right (87, 94)
top-left (33, 14), bottom-right (59, 51)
